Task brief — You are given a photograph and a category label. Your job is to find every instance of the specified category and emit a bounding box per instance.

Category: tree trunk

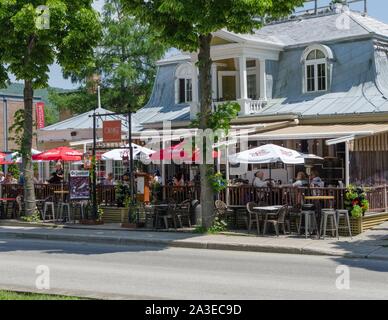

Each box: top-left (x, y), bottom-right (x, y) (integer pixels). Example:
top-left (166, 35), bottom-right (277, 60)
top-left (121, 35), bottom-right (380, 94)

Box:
top-left (198, 34), bottom-right (214, 229)
top-left (22, 79), bottom-right (36, 216)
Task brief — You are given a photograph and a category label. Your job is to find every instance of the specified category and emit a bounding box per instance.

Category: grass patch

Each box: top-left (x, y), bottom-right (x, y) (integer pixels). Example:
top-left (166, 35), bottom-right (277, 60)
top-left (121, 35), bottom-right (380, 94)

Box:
top-left (0, 290), bottom-right (82, 300)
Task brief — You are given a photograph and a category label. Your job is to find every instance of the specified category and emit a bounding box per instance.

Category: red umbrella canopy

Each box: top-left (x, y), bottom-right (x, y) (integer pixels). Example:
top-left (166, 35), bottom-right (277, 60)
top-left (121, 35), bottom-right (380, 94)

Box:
top-left (0, 152), bottom-right (16, 165)
top-left (149, 141), bottom-right (191, 161)
top-left (150, 141), bottom-right (219, 163)
top-left (32, 147), bottom-right (83, 161)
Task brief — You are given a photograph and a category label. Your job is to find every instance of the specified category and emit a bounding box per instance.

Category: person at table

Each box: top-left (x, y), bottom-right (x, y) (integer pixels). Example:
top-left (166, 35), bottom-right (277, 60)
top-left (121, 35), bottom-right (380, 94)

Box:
top-left (293, 172), bottom-right (309, 187)
top-left (173, 173), bottom-right (185, 186)
top-left (104, 173), bottom-right (116, 185)
top-left (4, 173), bottom-right (17, 184)
top-left (153, 169), bottom-right (163, 185)
top-left (310, 169), bottom-right (324, 188)
top-left (252, 171), bottom-right (268, 188)
top-left (55, 161), bottom-right (64, 182)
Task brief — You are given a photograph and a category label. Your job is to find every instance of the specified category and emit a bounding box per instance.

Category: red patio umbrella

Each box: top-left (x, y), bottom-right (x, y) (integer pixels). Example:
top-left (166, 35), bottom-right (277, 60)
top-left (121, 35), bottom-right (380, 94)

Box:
top-left (0, 152), bottom-right (17, 165)
top-left (150, 142), bottom-right (219, 163)
top-left (149, 141), bottom-right (191, 162)
top-left (32, 147), bottom-right (83, 162)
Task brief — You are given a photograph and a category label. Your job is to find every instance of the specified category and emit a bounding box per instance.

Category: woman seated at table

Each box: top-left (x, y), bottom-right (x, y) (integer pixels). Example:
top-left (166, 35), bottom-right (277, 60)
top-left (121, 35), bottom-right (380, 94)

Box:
top-left (310, 170), bottom-right (324, 188)
top-left (173, 173), bottom-right (185, 187)
top-left (293, 172), bottom-right (309, 187)
top-left (4, 173), bottom-right (17, 184)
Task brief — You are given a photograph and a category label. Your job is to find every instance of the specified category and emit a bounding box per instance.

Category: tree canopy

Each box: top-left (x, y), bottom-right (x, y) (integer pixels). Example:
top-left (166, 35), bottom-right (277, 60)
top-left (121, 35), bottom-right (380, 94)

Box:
top-left (0, 0), bottom-right (101, 215)
top-left (50, 0), bottom-right (167, 114)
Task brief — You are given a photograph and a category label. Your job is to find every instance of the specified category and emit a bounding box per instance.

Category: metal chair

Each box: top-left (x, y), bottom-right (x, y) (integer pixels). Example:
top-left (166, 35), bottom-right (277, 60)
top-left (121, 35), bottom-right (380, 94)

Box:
top-left (298, 210), bottom-right (320, 239)
top-left (337, 209), bottom-right (352, 238)
top-left (246, 202), bottom-right (261, 235)
top-left (42, 196), bottom-right (56, 221)
top-left (263, 205), bottom-right (289, 236)
top-left (58, 202), bottom-right (71, 223)
top-left (176, 200), bottom-right (192, 228)
top-left (214, 200), bottom-right (234, 223)
top-left (320, 209), bottom-right (339, 240)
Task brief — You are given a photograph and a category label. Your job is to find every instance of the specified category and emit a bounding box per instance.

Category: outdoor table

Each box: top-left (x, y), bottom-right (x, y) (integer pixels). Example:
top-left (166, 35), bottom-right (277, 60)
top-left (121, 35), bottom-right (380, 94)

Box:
top-left (253, 205), bottom-right (293, 233)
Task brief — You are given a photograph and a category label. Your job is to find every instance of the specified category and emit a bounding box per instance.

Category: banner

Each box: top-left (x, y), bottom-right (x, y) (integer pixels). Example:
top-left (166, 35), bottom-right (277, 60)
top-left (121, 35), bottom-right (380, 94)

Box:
top-left (36, 102), bottom-right (45, 129)
top-left (69, 170), bottom-right (90, 200)
top-left (103, 120), bottom-right (122, 143)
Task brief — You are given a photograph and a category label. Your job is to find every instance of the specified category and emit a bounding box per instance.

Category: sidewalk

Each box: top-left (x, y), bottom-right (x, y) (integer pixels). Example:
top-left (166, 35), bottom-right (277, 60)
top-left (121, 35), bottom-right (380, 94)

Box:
top-left (0, 220), bottom-right (387, 260)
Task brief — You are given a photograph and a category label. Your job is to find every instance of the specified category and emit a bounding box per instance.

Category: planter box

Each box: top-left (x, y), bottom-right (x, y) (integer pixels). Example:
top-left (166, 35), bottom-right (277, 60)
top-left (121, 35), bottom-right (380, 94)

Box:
top-left (102, 207), bottom-right (129, 223)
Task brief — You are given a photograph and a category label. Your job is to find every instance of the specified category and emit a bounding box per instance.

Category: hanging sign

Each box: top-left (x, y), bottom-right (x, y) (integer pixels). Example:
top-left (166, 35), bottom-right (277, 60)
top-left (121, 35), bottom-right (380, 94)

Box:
top-left (103, 120), bottom-right (122, 143)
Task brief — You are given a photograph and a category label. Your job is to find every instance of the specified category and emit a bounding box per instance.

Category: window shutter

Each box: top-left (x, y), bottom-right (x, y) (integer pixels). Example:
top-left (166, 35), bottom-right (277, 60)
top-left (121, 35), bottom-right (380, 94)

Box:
top-left (179, 79), bottom-right (186, 103)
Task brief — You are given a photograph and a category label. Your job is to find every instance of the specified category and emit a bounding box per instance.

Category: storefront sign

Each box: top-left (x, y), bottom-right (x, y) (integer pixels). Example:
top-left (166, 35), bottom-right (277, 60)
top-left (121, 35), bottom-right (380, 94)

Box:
top-left (103, 120), bottom-right (122, 143)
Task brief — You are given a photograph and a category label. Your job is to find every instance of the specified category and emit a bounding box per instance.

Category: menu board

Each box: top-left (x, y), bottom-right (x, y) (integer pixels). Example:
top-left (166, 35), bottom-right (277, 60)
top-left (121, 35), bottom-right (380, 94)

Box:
top-left (69, 170), bottom-right (90, 200)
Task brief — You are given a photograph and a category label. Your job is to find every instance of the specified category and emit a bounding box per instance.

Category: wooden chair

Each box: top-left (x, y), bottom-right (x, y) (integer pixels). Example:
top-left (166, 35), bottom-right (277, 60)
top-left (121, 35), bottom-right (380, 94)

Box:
top-left (263, 205), bottom-right (290, 236)
top-left (246, 202), bottom-right (261, 235)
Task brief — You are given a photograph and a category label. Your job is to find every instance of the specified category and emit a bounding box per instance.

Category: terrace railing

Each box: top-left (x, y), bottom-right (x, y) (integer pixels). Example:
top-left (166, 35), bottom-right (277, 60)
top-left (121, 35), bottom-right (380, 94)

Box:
top-left (0, 183), bottom-right (387, 213)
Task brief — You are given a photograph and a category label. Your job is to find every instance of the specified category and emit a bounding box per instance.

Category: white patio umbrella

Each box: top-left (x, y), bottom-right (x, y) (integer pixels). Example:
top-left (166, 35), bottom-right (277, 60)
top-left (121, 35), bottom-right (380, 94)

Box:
top-left (4, 149), bottom-right (42, 163)
top-left (101, 143), bottom-right (155, 161)
top-left (229, 144), bottom-right (305, 165)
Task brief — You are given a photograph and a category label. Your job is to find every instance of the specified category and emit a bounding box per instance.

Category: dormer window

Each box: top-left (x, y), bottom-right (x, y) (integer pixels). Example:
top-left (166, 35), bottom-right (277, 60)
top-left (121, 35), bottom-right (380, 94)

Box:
top-left (175, 63), bottom-right (194, 104)
top-left (302, 45), bottom-right (334, 94)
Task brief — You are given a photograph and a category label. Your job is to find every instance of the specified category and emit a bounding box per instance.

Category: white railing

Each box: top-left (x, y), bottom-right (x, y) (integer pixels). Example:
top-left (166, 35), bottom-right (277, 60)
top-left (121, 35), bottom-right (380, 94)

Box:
top-left (212, 99), bottom-right (268, 115)
top-left (249, 99), bottom-right (268, 113)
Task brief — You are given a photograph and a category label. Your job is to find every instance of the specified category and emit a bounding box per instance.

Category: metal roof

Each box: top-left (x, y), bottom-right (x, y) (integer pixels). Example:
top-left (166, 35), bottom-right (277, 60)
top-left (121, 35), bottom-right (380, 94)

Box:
top-left (42, 107), bottom-right (143, 133)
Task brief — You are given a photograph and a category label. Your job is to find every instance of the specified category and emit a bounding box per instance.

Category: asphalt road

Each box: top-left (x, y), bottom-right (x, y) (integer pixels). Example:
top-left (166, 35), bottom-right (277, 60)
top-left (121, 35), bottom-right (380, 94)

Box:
top-left (0, 238), bottom-right (388, 300)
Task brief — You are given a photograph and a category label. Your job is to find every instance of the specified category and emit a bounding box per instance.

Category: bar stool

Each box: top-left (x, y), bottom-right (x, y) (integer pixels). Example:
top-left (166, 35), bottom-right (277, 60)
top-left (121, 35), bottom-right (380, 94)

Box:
top-left (320, 209), bottom-right (339, 240)
top-left (43, 201), bottom-right (56, 221)
top-left (298, 210), bottom-right (319, 239)
top-left (337, 209), bottom-right (352, 238)
top-left (59, 203), bottom-right (71, 222)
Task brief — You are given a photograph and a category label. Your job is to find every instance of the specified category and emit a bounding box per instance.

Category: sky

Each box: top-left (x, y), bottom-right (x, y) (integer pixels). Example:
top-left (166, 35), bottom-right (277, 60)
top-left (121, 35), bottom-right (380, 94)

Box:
top-left (11, 0), bottom-right (388, 90)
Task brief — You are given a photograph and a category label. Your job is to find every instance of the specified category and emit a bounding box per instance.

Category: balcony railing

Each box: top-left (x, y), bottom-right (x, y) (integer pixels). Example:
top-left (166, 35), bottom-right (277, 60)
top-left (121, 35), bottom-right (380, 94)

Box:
top-left (212, 99), bottom-right (268, 115)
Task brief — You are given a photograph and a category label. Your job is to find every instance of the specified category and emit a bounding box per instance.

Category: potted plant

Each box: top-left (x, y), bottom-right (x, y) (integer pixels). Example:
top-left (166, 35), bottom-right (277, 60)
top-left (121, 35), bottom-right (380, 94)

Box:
top-left (80, 205), bottom-right (104, 225)
top-left (344, 185), bottom-right (370, 218)
top-left (121, 201), bottom-right (139, 229)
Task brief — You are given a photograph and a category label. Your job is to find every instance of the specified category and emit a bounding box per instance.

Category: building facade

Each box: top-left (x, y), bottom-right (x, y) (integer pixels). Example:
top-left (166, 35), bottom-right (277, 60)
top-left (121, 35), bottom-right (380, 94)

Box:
top-left (132, 4), bottom-right (388, 187)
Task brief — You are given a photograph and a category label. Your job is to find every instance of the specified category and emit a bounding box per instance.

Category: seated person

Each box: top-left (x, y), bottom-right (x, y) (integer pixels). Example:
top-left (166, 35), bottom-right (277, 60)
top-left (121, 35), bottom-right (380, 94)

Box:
top-left (293, 172), bottom-right (309, 187)
top-left (310, 170), bottom-right (324, 188)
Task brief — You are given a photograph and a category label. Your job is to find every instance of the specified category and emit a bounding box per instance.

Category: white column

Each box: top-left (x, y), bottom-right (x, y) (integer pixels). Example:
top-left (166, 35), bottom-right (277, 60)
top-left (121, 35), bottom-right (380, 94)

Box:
top-left (259, 59), bottom-right (267, 100)
top-left (211, 63), bottom-right (218, 101)
top-left (239, 56), bottom-right (248, 100)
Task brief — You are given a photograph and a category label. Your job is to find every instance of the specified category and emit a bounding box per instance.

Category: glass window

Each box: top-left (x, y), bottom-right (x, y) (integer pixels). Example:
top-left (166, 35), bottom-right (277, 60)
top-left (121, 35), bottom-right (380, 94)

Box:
top-left (305, 48), bottom-right (327, 93)
top-left (186, 79), bottom-right (193, 102)
top-left (247, 74), bottom-right (257, 100)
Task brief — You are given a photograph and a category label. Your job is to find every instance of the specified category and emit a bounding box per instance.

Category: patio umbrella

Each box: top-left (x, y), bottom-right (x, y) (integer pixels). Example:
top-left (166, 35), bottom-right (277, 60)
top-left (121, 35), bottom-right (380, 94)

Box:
top-left (229, 144), bottom-right (305, 165)
top-left (150, 141), bottom-right (219, 163)
top-left (101, 143), bottom-right (155, 161)
top-left (32, 146), bottom-right (83, 162)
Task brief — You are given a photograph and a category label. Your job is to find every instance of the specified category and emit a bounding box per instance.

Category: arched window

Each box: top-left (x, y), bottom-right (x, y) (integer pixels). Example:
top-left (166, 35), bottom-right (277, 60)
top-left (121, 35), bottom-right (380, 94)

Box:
top-left (175, 63), bottom-right (193, 104)
top-left (302, 45), bottom-right (333, 93)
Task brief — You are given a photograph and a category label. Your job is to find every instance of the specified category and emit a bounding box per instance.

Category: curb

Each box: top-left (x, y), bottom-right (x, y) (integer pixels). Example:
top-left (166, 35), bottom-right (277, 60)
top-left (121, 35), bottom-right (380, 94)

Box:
top-left (1, 230), bottom-right (387, 261)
